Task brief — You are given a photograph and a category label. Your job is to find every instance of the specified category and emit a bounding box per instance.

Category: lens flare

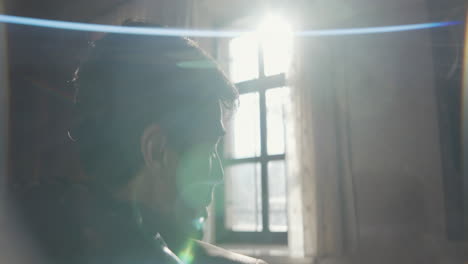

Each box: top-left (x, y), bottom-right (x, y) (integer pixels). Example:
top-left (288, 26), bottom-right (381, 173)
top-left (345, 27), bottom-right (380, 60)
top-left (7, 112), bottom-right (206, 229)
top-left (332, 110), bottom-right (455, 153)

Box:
top-left (178, 240), bottom-right (195, 264)
top-left (0, 14), bottom-right (460, 38)
top-left (192, 217), bottom-right (205, 231)
top-left (298, 21), bottom-right (462, 36)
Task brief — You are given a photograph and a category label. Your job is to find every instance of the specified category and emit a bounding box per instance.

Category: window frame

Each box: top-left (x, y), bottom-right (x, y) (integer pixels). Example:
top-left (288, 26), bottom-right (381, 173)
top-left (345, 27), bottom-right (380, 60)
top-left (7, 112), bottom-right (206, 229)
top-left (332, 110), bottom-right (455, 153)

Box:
top-left (214, 35), bottom-right (289, 244)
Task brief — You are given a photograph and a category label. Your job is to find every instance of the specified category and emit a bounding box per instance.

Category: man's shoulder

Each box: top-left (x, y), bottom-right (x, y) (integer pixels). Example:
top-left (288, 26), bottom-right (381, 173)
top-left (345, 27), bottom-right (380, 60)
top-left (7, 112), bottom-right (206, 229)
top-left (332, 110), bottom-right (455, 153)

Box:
top-left (192, 240), bottom-right (268, 264)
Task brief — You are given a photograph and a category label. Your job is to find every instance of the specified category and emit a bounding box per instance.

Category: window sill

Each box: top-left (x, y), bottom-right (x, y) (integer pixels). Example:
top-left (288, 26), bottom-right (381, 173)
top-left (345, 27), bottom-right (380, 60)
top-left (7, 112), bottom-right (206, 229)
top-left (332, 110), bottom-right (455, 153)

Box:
top-left (218, 243), bottom-right (289, 257)
top-left (218, 244), bottom-right (313, 264)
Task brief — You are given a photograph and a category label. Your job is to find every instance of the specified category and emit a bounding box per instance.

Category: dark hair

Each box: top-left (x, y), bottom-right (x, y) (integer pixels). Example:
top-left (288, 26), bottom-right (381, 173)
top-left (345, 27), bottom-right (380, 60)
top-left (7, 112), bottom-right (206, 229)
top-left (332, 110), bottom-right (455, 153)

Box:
top-left (71, 22), bottom-right (238, 188)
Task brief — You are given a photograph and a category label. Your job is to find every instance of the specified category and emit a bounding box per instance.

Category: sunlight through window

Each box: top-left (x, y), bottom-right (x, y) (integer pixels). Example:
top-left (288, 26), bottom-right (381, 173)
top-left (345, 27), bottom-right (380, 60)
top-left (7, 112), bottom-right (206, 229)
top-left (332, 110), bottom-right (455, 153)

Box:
top-left (229, 33), bottom-right (259, 83)
top-left (224, 92), bottom-right (261, 159)
top-left (258, 15), bottom-right (294, 76)
top-left (222, 14), bottom-right (293, 241)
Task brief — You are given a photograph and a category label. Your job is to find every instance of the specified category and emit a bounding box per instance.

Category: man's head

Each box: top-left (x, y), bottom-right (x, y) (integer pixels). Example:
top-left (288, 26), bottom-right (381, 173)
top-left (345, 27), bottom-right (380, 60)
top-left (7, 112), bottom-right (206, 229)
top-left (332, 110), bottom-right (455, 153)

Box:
top-left (72, 22), bottom-right (237, 249)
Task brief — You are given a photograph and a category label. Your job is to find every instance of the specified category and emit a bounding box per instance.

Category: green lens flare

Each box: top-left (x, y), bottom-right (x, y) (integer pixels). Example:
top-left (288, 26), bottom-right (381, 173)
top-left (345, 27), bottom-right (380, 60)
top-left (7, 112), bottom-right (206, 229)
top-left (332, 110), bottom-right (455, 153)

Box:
top-left (178, 240), bottom-right (195, 264)
top-left (192, 217), bottom-right (205, 231)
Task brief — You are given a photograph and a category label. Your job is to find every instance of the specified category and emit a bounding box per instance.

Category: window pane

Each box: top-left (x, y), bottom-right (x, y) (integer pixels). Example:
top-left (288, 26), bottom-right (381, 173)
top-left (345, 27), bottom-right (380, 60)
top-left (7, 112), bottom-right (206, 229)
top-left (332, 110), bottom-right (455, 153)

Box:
top-left (266, 87), bottom-right (290, 155)
top-left (262, 30), bottom-right (293, 76)
top-left (225, 163), bottom-right (262, 231)
top-left (229, 33), bottom-right (259, 82)
top-left (224, 92), bottom-right (261, 159)
top-left (268, 160), bottom-right (288, 232)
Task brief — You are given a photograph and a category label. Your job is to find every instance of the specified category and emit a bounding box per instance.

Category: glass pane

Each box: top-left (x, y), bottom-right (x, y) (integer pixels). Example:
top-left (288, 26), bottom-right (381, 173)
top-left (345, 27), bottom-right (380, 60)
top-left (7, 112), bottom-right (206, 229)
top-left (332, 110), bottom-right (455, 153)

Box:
top-left (266, 87), bottom-right (290, 155)
top-left (268, 160), bottom-right (288, 232)
top-left (225, 163), bottom-right (262, 231)
top-left (262, 29), bottom-right (293, 76)
top-left (229, 33), bottom-right (259, 82)
top-left (224, 92), bottom-right (261, 159)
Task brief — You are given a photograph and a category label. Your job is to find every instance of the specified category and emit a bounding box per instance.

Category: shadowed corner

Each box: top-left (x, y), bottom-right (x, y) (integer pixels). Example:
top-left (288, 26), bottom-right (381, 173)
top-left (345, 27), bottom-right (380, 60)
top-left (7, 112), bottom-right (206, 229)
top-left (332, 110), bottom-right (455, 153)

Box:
top-left (0, 2), bottom-right (42, 263)
top-left (462, 8), bottom-right (468, 241)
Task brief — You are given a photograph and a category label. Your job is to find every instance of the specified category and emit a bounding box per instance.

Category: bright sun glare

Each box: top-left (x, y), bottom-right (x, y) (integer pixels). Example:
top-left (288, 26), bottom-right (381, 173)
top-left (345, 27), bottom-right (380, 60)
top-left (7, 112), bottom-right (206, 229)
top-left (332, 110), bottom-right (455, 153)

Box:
top-left (257, 15), bottom-right (294, 76)
top-left (257, 14), bottom-right (293, 40)
top-left (225, 15), bottom-right (293, 232)
top-left (227, 14), bottom-right (293, 160)
top-left (229, 14), bottom-right (293, 83)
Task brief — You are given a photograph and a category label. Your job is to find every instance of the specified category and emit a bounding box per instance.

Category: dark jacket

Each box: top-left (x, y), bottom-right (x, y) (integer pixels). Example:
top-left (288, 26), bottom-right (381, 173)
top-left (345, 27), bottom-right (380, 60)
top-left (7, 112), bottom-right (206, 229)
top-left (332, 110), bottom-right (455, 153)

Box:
top-left (15, 183), bottom-right (267, 264)
top-left (16, 182), bottom-right (182, 263)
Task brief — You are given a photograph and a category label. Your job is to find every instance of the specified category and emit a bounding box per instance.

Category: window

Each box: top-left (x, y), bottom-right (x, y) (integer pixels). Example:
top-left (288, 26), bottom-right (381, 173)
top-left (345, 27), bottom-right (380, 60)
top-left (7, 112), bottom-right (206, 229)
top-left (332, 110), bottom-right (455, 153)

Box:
top-left (215, 16), bottom-right (293, 244)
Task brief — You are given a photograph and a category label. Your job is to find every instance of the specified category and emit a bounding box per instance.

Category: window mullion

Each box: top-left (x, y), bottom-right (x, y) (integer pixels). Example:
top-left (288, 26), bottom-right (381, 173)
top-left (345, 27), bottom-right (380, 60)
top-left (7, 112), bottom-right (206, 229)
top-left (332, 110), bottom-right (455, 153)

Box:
top-left (258, 36), bottom-right (270, 233)
top-left (259, 88), bottom-right (269, 232)
top-left (258, 41), bottom-right (265, 78)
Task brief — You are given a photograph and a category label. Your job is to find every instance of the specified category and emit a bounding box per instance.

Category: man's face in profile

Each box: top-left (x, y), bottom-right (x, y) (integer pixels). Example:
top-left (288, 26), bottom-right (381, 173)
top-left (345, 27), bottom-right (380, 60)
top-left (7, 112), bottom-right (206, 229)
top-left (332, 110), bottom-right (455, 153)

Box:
top-left (138, 99), bottom-right (226, 248)
top-left (173, 100), bottom-right (225, 238)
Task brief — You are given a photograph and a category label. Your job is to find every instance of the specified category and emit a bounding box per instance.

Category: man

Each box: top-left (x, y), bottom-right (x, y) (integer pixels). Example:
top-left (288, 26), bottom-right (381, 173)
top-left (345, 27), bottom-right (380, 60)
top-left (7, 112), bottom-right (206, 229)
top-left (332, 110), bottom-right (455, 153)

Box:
top-left (17, 22), bottom-right (267, 264)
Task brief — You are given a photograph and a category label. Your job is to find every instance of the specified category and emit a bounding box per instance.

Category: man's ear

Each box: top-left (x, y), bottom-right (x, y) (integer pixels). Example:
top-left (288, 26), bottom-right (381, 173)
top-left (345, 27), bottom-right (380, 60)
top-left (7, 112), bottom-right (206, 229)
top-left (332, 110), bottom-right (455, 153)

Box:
top-left (141, 124), bottom-right (166, 170)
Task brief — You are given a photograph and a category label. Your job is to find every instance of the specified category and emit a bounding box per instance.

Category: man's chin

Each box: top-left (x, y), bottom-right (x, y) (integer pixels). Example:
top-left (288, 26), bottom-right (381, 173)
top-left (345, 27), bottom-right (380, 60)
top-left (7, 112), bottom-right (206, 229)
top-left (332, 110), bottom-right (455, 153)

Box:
top-left (161, 222), bottom-right (204, 253)
top-left (138, 204), bottom-right (207, 251)
top-left (194, 207), bottom-right (208, 223)
top-left (157, 209), bottom-right (206, 251)
top-left (177, 208), bottom-right (207, 236)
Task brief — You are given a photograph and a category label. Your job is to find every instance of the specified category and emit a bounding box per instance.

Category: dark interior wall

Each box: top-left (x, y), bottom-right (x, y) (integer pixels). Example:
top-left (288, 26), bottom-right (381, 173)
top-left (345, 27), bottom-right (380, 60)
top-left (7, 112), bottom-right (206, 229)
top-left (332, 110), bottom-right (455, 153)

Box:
top-left (290, 0), bottom-right (468, 263)
top-left (339, 3), bottom-right (468, 264)
top-left (5, 0), bottom-right (137, 186)
top-left (426, 0), bottom-right (466, 241)
top-left (7, 22), bottom-right (88, 186)
top-left (5, 0), bottom-right (133, 22)
top-left (344, 30), bottom-right (443, 261)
